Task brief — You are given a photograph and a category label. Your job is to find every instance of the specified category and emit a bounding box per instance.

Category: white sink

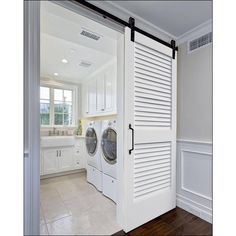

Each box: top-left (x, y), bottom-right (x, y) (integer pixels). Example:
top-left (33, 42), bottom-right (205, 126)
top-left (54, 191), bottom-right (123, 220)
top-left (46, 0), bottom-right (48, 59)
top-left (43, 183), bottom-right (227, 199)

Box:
top-left (41, 136), bottom-right (75, 148)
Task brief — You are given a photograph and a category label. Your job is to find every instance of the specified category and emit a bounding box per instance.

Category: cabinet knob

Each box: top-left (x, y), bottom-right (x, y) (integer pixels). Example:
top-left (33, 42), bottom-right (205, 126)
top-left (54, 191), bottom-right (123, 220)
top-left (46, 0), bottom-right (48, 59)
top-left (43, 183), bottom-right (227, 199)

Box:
top-left (77, 161), bottom-right (80, 164)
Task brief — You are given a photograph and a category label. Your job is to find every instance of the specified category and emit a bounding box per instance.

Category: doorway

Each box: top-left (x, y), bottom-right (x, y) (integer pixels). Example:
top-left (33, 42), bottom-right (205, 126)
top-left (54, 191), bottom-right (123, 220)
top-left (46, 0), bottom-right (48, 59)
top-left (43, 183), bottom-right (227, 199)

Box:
top-left (39, 1), bottom-right (124, 235)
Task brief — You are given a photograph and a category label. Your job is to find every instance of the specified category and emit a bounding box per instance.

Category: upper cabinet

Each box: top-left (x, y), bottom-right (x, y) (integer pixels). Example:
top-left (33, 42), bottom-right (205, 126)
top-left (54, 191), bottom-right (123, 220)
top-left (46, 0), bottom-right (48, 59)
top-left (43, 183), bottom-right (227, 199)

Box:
top-left (82, 60), bottom-right (117, 117)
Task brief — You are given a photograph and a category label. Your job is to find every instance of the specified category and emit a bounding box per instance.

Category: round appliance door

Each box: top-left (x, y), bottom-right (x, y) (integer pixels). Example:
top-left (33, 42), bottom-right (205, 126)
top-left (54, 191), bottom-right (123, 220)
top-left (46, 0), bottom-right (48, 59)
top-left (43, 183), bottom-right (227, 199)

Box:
top-left (101, 128), bottom-right (117, 164)
top-left (85, 128), bottom-right (97, 156)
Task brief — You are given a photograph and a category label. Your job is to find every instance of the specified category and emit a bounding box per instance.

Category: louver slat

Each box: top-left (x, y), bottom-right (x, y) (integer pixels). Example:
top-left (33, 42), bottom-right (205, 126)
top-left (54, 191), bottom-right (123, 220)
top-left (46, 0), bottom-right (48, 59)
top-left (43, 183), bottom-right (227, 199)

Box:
top-left (134, 42), bottom-right (172, 129)
top-left (134, 142), bottom-right (171, 199)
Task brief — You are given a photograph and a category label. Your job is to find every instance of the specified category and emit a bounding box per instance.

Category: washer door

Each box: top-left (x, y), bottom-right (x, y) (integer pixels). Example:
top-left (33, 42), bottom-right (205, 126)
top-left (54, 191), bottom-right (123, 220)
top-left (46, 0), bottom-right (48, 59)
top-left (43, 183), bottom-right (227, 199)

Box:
top-left (85, 128), bottom-right (97, 156)
top-left (101, 128), bottom-right (117, 164)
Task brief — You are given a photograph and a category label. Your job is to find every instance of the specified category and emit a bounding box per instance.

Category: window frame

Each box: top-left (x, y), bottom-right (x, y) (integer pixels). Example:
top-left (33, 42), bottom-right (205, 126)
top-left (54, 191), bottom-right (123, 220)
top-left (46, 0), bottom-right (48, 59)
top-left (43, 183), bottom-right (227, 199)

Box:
top-left (40, 87), bottom-right (51, 126)
top-left (40, 80), bottom-right (78, 128)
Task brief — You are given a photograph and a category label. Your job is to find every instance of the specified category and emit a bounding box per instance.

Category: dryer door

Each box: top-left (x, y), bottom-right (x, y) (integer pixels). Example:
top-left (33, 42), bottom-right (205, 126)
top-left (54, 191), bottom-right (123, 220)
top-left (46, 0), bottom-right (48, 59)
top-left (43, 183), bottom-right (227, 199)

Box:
top-left (85, 128), bottom-right (97, 156)
top-left (101, 128), bottom-right (117, 164)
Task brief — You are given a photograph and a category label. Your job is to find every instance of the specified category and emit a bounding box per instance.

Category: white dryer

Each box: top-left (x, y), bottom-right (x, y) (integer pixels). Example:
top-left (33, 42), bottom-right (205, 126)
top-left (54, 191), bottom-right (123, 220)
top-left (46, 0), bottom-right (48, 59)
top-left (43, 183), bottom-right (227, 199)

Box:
top-left (85, 121), bottom-right (102, 191)
top-left (101, 120), bottom-right (117, 202)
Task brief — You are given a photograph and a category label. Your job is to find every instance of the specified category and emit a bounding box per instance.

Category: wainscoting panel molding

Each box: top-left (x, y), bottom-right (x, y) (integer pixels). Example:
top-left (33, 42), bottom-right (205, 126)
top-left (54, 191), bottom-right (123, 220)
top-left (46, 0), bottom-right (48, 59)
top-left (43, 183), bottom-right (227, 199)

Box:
top-left (176, 140), bottom-right (212, 223)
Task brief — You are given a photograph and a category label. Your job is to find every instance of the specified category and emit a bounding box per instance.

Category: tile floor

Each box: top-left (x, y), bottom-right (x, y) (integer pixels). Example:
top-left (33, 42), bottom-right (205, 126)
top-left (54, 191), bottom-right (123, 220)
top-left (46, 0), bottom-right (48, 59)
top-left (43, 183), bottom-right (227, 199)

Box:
top-left (40, 172), bottom-right (121, 235)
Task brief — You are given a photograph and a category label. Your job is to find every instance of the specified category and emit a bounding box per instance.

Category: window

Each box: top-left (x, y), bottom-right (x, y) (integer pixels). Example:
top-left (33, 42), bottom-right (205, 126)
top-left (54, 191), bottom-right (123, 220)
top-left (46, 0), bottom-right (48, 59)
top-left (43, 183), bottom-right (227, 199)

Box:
top-left (54, 88), bottom-right (72, 126)
top-left (40, 87), bottom-right (50, 125)
top-left (40, 86), bottom-right (75, 127)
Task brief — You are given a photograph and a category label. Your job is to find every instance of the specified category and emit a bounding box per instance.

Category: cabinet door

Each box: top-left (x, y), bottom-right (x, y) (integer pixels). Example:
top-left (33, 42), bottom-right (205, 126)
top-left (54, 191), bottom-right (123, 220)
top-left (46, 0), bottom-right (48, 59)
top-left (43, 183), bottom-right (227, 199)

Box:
top-left (74, 139), bottom-right (86, 169)
top-left (105, 66), bottom-right (116, 112)
top-left (83, 83), bottom-right (89, 115)
top-left (88, 79), bottom-right (97, 115)
top-left (43, 149), bottom-right (58, 175)
top-left (96, 74), bottom-right (105, 113)
top-left (59, 147), bottom-right (74, 172)
top-left (74, 147), bottom-right (82, 169)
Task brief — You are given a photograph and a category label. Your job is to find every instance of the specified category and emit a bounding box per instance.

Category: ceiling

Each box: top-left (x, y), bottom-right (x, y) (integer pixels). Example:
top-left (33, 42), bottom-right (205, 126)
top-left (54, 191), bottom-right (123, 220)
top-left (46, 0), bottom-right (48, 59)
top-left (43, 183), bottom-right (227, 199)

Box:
top-left (109, 1), bottom-right (212, 38)
top-left (40, 1), bottom-right (120, 83)
top-left (41, 33), bottom-right (115, 82)
top-left (41, 1), bottom-right (212, 83)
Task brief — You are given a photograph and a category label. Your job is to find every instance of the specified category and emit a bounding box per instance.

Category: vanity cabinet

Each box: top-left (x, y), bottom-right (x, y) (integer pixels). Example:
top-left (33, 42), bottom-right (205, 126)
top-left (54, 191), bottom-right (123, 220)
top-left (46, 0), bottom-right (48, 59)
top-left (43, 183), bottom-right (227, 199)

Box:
top-left (82, 61), bottom-right (117, 117)
top-left (42, 148), bottom-right (59, 175)
top-left (58, 147), bottom-right (74, 172)
top-left (41, 137), bottom-right (86, 176)
top-left (74, 138), bottom-right (86, 170)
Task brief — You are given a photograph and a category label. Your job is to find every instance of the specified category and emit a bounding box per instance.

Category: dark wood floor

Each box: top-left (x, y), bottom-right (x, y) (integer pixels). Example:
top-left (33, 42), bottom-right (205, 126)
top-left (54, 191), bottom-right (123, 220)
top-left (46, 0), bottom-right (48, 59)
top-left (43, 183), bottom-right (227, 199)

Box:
top-left (112, 207), bottom-right (212, 236)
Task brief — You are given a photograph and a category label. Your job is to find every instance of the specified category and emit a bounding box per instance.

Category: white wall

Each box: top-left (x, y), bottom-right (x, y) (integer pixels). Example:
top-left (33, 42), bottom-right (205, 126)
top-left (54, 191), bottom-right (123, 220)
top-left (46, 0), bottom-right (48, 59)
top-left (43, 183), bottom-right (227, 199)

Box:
top-left (177, 42), bottom-right (212, 142)
top-left (176, 42), bottom-right (213, 223)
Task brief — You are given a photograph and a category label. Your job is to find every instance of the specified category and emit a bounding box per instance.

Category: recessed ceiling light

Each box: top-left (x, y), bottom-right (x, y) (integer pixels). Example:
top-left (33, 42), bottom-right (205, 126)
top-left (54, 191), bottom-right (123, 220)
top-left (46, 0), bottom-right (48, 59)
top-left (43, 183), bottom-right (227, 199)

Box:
top-left (62, 58), bottom-right (68, 64)
top-left (54, 72), bottom-right (58, 76)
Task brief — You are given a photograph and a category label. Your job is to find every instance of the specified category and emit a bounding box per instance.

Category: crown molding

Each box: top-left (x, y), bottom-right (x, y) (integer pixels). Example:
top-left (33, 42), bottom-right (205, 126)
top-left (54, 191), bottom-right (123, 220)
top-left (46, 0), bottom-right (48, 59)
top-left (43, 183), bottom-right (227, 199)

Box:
top-left (90, 0), bottom-right (176, 43)
top-left (176, 19), bottom-right (212, 46)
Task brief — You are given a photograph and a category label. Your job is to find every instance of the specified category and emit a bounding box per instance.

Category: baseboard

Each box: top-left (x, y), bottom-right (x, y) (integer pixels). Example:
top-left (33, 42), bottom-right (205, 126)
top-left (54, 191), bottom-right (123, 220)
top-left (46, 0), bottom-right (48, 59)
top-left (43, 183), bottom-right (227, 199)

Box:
top-left (177, 194), bottom-right (212, 223)
top-left (40, 168), bottom-right (86, 179)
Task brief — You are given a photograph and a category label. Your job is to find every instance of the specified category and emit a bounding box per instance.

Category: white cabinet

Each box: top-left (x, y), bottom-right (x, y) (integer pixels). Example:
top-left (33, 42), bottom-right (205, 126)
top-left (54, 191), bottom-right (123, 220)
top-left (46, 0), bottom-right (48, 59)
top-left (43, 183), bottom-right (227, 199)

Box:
top-left (82, 61), bottom-right (117, 117)
top-left (104, 66), bottom-right (116, 112)
top-left (88, 80), bottom-right (97, 115)
top-left (41, 138), bottom-right (86, 176)
top-left (74, 138), bottom-right (86, 169)
top-left (96, 74), bottom-right (105, 112)
top-left (59, 148), bottom-right (74, 172)
top-left (42, 149), bottom-right (59, 175)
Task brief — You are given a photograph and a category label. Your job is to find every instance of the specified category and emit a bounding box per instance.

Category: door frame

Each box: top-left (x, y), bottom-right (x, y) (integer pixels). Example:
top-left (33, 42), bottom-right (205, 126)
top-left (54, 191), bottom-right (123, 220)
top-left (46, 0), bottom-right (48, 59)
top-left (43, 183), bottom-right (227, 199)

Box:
top-left (24, 1), bottom-right (40, 235)
top-left (24, 1), bottom-right (125, 235)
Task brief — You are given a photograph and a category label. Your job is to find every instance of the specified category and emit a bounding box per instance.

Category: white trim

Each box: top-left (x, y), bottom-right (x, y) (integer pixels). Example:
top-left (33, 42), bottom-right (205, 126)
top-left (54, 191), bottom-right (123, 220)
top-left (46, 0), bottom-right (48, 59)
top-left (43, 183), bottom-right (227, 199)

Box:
top-left (176, 19), bottom-right (212, 45)
top-left (180, 149), bottom-right (212, 201)
top-left (116, 33), bottom-right (125, 229)
top-left (40, 168), bottom-right (85, 179)
top-left (177, 138), bottom-right (213, 145)
top-left (177, 194), bottom-right (212, 223)
top-left (24, 1), bottom-right (40, 235)
top-left (177, 140), bottom-right (213, 224)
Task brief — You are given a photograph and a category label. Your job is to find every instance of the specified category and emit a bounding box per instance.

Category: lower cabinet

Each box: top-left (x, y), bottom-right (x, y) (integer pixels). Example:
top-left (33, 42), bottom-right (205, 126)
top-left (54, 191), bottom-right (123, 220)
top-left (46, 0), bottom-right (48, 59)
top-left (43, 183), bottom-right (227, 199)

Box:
top-left (59, 148), bottom-right (74, 172)
top-left (74, 138), bottom-right (86, 170)
top-left (41, 139), bottom-right (85, 176)
top-left (43, 149), bottom-right (59, 175)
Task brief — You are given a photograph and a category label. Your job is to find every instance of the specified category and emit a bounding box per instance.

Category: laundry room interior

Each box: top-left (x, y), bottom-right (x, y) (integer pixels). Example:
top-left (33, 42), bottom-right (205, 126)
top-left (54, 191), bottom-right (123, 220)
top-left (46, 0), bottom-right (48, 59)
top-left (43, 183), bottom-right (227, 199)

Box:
top-left (36, 1), bottom-right (213, 236)
top-left (40, 1), bottom-right (122, 235)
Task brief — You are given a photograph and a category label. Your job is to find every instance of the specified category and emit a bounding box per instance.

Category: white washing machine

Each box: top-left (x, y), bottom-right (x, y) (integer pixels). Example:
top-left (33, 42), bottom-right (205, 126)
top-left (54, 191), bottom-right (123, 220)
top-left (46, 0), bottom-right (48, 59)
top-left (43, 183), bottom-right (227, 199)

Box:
top-left (101, 120), bottom-right (117, 202)
top-left (85, 121), bottom-right (102, 191)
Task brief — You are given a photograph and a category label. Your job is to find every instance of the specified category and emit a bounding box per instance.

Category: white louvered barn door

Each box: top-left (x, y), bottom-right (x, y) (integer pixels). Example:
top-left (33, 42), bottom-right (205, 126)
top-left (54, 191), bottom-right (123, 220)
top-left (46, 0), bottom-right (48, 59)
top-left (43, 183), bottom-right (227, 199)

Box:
top-left (123, 27), bottom-right (176, 232)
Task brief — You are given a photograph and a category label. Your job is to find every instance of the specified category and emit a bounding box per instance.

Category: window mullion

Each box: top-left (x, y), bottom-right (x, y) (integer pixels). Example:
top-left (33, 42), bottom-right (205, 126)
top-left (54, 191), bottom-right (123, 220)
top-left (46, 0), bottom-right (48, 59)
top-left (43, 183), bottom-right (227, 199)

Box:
top-left (62, 89), bottom-right (64, 126)
top-left (50, 87), bottom-right (54, 126)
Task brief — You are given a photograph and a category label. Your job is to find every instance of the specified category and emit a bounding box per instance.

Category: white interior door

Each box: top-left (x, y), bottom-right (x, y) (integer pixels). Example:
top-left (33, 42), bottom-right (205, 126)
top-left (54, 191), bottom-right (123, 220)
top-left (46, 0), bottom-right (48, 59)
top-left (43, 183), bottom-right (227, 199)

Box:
top-left (122, 27), bottom-right (177, 232)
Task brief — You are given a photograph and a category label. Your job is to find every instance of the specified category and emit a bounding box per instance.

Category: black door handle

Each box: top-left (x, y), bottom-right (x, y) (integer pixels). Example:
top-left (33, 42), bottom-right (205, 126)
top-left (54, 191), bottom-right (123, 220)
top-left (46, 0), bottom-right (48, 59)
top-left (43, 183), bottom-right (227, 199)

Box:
top-left (129, 124), bottom-right (134, 154)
